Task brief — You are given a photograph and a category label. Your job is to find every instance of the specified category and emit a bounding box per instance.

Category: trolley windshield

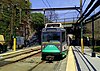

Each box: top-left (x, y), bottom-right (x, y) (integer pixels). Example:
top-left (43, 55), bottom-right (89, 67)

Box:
top-left (42, 32), bottom-right (60, 42)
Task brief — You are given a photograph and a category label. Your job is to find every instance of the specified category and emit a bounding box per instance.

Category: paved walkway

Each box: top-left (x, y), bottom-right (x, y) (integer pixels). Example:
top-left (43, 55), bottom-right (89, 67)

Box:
top-left (72, 46), bottom-right (100, 71)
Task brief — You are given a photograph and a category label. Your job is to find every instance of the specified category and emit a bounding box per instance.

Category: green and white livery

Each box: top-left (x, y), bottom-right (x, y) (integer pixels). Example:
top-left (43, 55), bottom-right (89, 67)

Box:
top-left (41, 27), bottom-right (67, 61)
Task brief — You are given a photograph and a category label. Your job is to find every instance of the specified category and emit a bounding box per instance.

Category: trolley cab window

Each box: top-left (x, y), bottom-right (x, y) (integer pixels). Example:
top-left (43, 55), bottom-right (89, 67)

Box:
top-left (42, 32), bottom-right (60, 42)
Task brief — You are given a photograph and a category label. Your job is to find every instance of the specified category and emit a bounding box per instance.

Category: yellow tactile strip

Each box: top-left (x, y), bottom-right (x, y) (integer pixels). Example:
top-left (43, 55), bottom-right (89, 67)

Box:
top-left (66, 46), bottom-right (76, 71)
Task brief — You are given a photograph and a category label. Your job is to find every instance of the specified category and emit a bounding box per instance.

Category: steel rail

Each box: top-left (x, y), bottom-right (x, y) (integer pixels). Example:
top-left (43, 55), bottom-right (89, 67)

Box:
top-left (0, 46), bottom-right (41, 57)
top-left (0, 50), bottom-right (41, 67)
top-left (0, 48), bottom-right (40, 61)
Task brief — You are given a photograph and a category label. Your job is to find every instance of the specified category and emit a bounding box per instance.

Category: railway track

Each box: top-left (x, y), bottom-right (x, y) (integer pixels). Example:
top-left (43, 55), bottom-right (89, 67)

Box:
top-left (0, 48), bottom-right (46, 71)
top-left (73, 46), bottom-right (97, 71)
top-left (27, 60), bottom-right (45, 71)
top-left (0, 46), bottom-right (67, 71)
top-left (0, 50), bottom-right (67, 71)
top-left (27, 59), bottom-right (67, 71)
top-left (0, 48), bottom-right (41, 67)
top-left (0, 49), bottom-right (40, 60)
top-left (1, 46), bottom-right (40, 55)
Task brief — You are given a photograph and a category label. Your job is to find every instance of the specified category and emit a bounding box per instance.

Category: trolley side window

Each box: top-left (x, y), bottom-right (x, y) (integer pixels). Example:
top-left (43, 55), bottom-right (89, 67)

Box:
top-left (62, 31), bottom-right (65, 42)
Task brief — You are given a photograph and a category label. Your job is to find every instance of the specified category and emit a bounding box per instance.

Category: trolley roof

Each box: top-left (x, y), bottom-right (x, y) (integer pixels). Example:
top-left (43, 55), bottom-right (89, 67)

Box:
top-left (45, 23), bottom-right (64, 28)
top-left (42, 28), bottom-right (66, 32)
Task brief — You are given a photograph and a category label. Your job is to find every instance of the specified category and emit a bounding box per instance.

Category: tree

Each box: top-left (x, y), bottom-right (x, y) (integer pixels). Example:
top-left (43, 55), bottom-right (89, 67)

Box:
top-left (31, 13), bottom-right (45, 44)
top-left (31, 13), bottom-right (45, 32)
top-left (0, 0), bottom-right (31, 43)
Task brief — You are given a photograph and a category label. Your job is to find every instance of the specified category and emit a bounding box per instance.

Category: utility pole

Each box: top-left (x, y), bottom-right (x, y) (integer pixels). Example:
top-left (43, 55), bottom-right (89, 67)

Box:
top-left (13, 5), bottom-right (17, 51)
top-left (80, 0), bottom-right (84, 54)
top-left (0, 2), bottom-right (3, 17)
top-left (91, 17), bottom-right (95, 57)
top-left (25, 0), bottom-right (30, 47)
top-left (19, 9), bottom-right (22, 24)
top-left (11, 4), bottom-right (14, 36)
top-left (43, 9), bottom-right (46, 24)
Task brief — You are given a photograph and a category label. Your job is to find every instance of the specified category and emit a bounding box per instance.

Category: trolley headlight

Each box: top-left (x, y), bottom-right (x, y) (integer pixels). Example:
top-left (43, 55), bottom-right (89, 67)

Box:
top-left (57, 45), bottom-right (61, 49)
top-left (42, 45), bottom-right (45, 49)
top-left (42, 45), bottom-right (44, 48)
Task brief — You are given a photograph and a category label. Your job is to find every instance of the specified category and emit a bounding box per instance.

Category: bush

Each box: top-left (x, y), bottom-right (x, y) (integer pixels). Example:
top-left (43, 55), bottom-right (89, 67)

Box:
top-left (3, 44), bottom-right (7, 52)
top-left (94, 46), bottom-right (100, 52)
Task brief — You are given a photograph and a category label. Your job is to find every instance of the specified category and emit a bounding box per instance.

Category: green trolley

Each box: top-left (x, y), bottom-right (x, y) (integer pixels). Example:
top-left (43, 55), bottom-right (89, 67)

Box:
top-left (41, 28), bottom-right (67, 61)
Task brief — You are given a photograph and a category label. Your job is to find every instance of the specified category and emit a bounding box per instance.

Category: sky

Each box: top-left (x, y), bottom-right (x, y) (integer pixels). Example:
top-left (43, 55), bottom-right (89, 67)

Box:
top-left (30, 0), bottom-right (80, 8)
top-left (29, 0), bottom-right (99, 22)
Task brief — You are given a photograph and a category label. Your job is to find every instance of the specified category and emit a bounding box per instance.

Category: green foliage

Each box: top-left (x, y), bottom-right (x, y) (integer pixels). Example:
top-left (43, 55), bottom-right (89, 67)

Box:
top-left (94, 46), bottom-right (100, 52)
top-left (0, 0), bottom-right (31, 42)
top-left (31, 13), bottom-right (45, 31)
top-left (31, 13), bottom-right (45, 44)
top-left (85, 18), bottom-right (100, 40)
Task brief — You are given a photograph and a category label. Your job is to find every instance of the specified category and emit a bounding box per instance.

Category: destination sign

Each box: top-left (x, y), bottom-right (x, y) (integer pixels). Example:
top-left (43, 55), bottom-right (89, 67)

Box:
top-left (46, 28), bottom-right (57, 31)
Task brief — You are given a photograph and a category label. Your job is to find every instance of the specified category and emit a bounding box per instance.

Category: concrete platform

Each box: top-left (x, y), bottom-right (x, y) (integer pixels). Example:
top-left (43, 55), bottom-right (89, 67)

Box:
top-left (66, 46), bottom-right (76, 71)
top-left (72, 46), bottom-right (100, 71)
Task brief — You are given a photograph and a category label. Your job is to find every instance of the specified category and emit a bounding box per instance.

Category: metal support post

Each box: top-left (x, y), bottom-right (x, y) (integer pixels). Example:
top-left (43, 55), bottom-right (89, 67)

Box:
top-left (56, 19), bottom-right (57, 23)
top-left (10, 4), bottom-right (14, 50)
top-left (13, 37), bottom-right (16, 51)
top-left (80, 0), bottom-right (84, 54)
top-left (81, 22), bottom-right (84, 53)
top-left (43, 9), bottom-right (46, 24)
top-left (91, 17), bottom-right (96, 57)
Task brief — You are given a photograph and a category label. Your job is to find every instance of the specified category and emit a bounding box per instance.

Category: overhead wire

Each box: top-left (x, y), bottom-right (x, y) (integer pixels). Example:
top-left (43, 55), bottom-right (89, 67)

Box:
top-left (82, 0), bottom-right (87, 8)
top-left (45, 0), bottom-right (51, 7)
top-left (76, 0), bottom-right (87, 21)
top-left (45, 0), bottom-right (57, 22)
top-left (42, 0), bottom-right (80, 22)
top-left (42, 0), bottom-right (48, 7)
